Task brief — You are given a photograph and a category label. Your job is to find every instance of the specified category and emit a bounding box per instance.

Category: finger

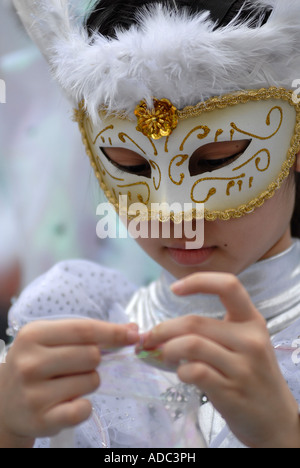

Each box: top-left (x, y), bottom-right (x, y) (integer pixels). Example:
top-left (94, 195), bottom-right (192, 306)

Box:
top-left (43, 372), bottom-right (100, 407)
top-left (36, 345), bottom-right (102, 379)
top-left (171, 272), bottom-right (260, 322)
top-left (178, 361), bottom-right (228, 396)
top-left (141, 315), bottom-right (240, 351)
top-left (28, 320), bottom-right (139, 348)
top-left (44, 399), bottom-right (93, 436)
top-left (162, 335), bottom-right (238, 378)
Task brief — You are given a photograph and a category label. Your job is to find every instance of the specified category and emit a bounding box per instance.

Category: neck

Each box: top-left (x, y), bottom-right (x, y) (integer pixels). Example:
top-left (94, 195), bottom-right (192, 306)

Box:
top-left (259, 228), bottom-right (292, 261)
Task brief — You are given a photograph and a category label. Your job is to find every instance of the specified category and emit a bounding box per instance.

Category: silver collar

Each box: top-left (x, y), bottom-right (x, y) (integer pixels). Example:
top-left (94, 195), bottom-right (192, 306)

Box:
top-left (126, 240), bottom-right (300, 335)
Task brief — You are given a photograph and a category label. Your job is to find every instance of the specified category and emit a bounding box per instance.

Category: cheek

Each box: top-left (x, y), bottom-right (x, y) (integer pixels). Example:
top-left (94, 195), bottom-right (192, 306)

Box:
top-left (256, 180), bottom-right (295, 230)
top-left (214, 183), bottom-right (294, 247)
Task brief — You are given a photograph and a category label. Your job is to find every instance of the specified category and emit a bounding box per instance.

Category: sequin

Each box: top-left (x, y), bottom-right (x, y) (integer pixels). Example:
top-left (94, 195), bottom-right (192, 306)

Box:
top-left (134, 98), bottom-right (178, 140)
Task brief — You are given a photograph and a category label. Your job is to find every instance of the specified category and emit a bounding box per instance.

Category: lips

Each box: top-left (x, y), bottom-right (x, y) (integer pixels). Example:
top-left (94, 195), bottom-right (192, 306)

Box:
top-left (166, 245), bottom-right (216, 266)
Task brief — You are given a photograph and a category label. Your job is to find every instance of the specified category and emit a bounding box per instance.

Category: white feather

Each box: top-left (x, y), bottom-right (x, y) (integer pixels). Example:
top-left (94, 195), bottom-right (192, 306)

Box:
top-left (13, 0), bottom-right (300, 122)
top-left (12, 0), bottom-right (73, 57)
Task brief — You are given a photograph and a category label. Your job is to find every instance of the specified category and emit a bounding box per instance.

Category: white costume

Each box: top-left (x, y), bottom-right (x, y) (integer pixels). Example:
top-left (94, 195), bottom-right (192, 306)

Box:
top-left (8, 240), bottom-right (300, 448)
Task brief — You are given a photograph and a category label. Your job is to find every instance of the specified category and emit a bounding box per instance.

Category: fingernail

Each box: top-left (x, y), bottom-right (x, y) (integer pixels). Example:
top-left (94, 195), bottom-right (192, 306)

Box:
top-left (171, 279), bottom-right (186, 294)
top-left (138, 332), bottom-right (151, 350)
top-left (126, 322), bottom-right (139, 332)
top-left (127, 329), bottom-right (140, 344)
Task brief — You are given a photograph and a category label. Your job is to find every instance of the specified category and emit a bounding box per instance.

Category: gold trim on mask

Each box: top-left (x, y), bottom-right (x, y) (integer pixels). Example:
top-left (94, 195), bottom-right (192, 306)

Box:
top-left (74, 87), bottom-right (300, 222)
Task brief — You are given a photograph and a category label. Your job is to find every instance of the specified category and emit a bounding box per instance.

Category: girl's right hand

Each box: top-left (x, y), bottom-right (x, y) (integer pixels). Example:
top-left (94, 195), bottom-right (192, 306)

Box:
top-left (0, 319), bottom-right (139, 448)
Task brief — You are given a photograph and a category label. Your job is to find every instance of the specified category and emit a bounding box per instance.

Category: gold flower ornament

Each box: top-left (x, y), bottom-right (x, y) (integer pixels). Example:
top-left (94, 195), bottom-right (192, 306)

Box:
top-left (135, 98), bottom-right (178, 140)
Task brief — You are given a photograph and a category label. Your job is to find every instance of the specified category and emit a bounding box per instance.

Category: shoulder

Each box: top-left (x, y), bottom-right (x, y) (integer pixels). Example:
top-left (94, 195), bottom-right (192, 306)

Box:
top-left (8, 260), bottom-right (138, 335)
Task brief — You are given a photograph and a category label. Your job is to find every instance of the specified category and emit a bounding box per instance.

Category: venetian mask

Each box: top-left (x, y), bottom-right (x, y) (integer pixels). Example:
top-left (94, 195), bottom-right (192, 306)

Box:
top-left (75, 87), bottom-right (300, 222)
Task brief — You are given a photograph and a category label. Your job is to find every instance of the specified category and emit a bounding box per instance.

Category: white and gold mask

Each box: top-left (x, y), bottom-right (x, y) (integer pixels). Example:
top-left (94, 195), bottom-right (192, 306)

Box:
top-left (13, 1), bottom-right (300, 223)
top-left (75, 88), bottom-right (300, 222)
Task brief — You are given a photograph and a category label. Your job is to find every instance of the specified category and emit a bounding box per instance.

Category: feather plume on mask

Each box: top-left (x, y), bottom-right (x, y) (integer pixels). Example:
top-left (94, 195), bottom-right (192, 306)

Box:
top-left (12, 0), bottom-right (300, 123)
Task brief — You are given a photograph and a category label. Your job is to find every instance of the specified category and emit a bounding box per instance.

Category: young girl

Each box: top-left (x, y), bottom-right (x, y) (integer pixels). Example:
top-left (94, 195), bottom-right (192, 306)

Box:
top-left (1, 0), bottom-right (300, 448)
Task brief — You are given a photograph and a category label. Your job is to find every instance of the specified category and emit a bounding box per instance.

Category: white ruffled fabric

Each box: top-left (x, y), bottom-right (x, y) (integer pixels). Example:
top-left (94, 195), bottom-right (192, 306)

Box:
top-left (8, 261), bottom-right (138, 332)
top-left (7, 240), bottom-right (300, 448)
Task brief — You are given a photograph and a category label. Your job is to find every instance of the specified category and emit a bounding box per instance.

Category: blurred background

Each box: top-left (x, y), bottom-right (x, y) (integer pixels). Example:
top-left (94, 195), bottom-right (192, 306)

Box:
top-left (0, 1), bottom-right (161, 342)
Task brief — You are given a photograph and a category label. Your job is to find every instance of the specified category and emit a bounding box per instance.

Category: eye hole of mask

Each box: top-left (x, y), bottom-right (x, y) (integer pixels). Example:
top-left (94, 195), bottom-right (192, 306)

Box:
top-left (101, 139), bottom-right (251, 180)
top-left (189, 139), bottom-right (252, 176)
top-left (101, 147), bottom-right (152, 179)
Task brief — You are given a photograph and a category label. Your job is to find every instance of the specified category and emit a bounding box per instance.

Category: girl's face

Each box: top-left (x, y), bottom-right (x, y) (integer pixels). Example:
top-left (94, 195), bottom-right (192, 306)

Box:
top-left (105, 144), bottom-right (300, 279)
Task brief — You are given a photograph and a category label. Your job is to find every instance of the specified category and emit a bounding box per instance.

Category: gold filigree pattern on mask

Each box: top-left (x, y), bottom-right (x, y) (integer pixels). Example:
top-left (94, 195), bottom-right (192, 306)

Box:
top-left (135, 98), bottom-right (178, 140)
top-left (169, 154), bottom-right (189, 186)
top-left (118, 133), bottom-right (147, 155)
top-left (192, 187), bottom-right (217, 204)
top-left (215, 129), bottom-right (224, 142)
top-left (149, 160), bottom-right (162, 191)
top-left (165, 135), bottom-right (170, 153)
top-left (226, 181), bottom-right (235, 196)
top-left (96, 156), bottom-right (125, 182)
top-left (92, 125), bottom-right (114, 145)
top-left (147, 137), bottom-right (158, 156)
top-left (179, 126), bottom-right (210, 151)
top-left (116, 182), bottom-right (151, 205)
top-left (191, 174), bottom-right (246, 204)
top-left (230, 106), bottom-right (283, 141)
top-left (233, 149), bottom-right (271, 172)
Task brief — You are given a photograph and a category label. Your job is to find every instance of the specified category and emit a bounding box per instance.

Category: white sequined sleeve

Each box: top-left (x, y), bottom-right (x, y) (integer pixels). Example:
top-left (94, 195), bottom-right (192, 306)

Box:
top-left (8, 259), bottom-right (138, 337)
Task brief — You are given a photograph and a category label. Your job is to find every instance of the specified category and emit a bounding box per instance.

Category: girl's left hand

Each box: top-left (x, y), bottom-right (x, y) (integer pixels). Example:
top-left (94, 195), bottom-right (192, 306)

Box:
top-left (141, 272), bottom-right (300, 448)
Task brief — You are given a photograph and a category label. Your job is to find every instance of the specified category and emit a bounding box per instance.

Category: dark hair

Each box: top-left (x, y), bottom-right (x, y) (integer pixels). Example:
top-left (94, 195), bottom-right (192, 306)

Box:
top-left (291, 172), bottom-right (300, 239)
top-left (85, 0), bottom-right (299, 239)
top-left (85, 0), bottom-right (271, 38)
